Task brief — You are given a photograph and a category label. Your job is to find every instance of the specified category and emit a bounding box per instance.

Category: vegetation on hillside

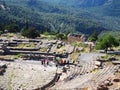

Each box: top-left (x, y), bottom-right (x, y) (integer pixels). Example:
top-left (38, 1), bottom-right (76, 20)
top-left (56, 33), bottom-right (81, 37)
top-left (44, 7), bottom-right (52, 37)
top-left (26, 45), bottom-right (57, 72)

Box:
top-left (88, 30), bottom-right (98, 41)
top-left (96, 35), bottom-right (119, 53)
top-left (21, 27), bottom-right (40, 38)
top-left (0, 0), bottom-right (120, 35)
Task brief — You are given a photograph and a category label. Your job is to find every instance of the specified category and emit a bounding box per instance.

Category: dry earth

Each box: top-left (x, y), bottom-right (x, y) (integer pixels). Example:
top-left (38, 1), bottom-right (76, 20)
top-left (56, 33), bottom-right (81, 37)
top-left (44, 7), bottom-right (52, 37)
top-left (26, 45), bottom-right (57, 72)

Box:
top-left (0, 60), bottom-right (57, 90)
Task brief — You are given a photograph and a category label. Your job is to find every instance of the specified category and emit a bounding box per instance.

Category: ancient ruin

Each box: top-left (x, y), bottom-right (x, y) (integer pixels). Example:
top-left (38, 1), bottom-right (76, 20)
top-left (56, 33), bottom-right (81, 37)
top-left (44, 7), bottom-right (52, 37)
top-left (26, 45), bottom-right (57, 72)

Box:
top-left (0, 34), bottom-right (120, 90)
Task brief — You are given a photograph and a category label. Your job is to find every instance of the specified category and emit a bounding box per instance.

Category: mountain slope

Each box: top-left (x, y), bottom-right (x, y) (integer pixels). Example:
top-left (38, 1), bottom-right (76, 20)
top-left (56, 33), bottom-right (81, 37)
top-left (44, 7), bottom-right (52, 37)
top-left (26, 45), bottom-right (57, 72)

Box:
top-left (0, 0), bottom-right (120, 35)
top-left (103, 0), bottom-right (120, 16)
top-left (44, 0), bottom-right (109, 7)
top-left (44, 0), bottom-right (120, 17)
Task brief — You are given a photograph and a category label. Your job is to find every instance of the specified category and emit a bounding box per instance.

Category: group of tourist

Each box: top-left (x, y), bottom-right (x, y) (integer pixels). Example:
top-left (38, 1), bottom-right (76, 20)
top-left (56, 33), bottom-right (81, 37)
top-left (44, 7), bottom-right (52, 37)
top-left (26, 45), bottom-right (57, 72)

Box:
top-left (41, 58), bottom-right (49, 66)
top-left (59, 59), bottom-right (70, 66)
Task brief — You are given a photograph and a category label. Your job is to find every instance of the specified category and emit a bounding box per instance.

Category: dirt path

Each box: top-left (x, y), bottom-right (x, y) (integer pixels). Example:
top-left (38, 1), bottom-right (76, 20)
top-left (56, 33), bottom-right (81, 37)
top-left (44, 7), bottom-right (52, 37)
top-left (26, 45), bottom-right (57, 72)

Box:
top-left (78, 52), bottom-right (105, 63)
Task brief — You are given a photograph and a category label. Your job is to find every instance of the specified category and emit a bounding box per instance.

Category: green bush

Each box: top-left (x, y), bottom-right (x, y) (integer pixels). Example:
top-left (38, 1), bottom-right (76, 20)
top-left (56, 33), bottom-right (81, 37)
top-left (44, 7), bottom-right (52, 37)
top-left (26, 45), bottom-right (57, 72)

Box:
top-left (21, 27), bottom-right (40, 38)
top-left (96, 35), bottom-right (119, 53)
top-left (56, 33), bottom-right (67, 40)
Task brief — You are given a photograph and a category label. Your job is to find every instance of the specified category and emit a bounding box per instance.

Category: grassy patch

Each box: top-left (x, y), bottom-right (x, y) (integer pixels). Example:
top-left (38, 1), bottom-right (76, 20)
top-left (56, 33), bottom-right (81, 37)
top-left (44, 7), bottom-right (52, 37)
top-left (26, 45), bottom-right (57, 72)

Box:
top-left (41, 34), bottom-right (56, 40)
top-left (70, 52), bottom-right (80, 61)
top-left (92, 69), bottom-right (100, 74)
top-left (14, 53), bottom-right (22, 60)
top-left (40, 47), bottom-right (48, 52)
top-left (55, 46), bottom-right (66, 53)
top-left (16, 43), bottom-right (35, 48)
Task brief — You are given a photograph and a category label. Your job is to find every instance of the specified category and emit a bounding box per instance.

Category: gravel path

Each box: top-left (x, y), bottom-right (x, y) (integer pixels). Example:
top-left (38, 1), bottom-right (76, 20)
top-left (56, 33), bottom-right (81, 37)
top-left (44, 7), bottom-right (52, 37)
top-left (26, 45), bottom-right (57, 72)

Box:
top-left (78, 52), bottom-right (105, 63)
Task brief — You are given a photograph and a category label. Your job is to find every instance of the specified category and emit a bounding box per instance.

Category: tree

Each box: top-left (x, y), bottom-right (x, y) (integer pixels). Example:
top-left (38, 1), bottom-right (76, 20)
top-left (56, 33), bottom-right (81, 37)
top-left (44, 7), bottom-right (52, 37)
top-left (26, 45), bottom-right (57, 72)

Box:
top-left (21, 27), bottom-right (40, 38)
top-left (25, 20), bottom-right (29, 30)
top-left (0, 25), bottom-right (4, 34)
top-left (21, 27), bottom-right (27, 36)
top-left (56, 33), bottom-right (67, 40)
top-left (96, 35), bottom-right (119, 53)
top-left (89, 30), bottom-right (98, 41)
top-left (5, 23), bottom-right (19, 33)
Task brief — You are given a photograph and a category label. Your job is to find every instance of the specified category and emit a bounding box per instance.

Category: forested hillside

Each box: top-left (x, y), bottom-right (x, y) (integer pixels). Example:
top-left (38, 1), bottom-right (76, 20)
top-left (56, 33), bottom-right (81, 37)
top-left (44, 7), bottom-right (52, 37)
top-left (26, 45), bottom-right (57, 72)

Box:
top-left (0, 0), bottom-right (120, 35)
top-left (44, 0), bottom-right (108, 7)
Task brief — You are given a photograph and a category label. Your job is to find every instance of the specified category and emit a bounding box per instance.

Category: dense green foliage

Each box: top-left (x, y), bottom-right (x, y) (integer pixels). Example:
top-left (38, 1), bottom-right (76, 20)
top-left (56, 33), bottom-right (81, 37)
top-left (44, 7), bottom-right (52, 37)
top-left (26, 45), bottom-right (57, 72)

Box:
top-left (88, 30), bottom-right (98, 41)
top-left (56, 33), bottom-right (67, 40)
top-left (0, 0), bottom-right (120, 35)
top-left (21, 27), bottom-right (40, 38)
top-left (44, 0), bottom-right (108, 8)
top-left (96, 35), bottom-right (119, 53)
top-left (5, 23), bottom-right (19, 33)
top-left (99, 31), bottom-right (120, 39)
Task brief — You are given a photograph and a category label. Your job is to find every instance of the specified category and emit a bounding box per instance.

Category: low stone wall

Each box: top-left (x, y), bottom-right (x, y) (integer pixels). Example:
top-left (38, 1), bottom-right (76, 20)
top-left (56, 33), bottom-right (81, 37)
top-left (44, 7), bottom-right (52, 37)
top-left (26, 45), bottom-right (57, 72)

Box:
top-left (8, 47), bottom-right (39, 51)
top-left (39, 73), bottom-right (61, 90)
top-left (0, 58), bottom-right (14, 62)
top-left (9, 50), bottom-right (54, 55)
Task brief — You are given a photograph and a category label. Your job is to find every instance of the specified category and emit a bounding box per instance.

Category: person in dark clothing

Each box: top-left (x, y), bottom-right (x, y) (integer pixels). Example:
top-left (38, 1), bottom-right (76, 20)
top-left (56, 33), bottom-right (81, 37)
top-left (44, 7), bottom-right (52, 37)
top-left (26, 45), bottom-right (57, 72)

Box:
top-left (73, 60), bottom-right (75, 63)
top-left (67, 60), bottom-right (69, 64)
top-left (64, 60), bottom-right (66, 65)
top-left (41, 60), bottom-right (43, 65)
top-left (46, 60), bottom-right (49, 65)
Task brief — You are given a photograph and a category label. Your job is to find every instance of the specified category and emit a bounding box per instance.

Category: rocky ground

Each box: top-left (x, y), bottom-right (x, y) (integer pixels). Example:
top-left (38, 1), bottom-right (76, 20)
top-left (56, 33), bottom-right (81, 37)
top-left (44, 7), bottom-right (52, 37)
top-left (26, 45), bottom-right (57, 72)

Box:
top-left (0, 60), bottom-right (57, 90)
